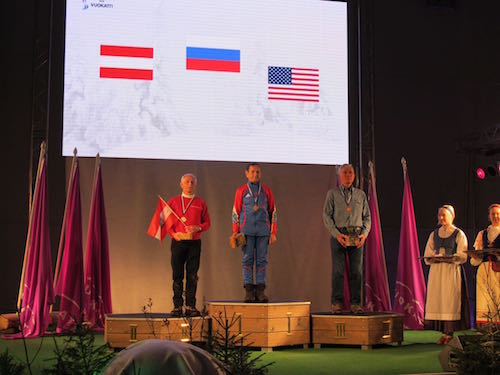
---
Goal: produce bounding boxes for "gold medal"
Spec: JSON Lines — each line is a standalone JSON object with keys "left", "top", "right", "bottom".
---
{"left": 181, "top": 194, "right": 195, "bottom": 222}
{"left": 247, "top": 183, "right": 262, "bottom": 213}
{"left": 346, "top": 206, "right": 351, "bottom": 213}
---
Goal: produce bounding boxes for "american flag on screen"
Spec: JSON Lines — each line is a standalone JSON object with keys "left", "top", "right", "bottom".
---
{"left": 268, "top": 66, "right": 319, "bottom": 102}
{"left": 99, "top": 45, "right": 154, "bottom": 80}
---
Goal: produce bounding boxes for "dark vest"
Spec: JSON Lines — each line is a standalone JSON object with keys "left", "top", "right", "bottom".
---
{"left": 432, "top": 228, "right": 459, "bottom": 256}
{"left": 481, "top": 229, "right": 500, "bottom": 262}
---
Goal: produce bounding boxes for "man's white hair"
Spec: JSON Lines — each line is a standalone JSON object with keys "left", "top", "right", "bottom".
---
{"left": 338, "top": 164, "right": 354, "bottom": 174}
{"left": 181, "top": 173, "right": 197, "bottom": 183}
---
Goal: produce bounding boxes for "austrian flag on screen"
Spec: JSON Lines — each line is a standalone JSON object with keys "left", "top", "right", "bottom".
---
{"left": 99, "top": 45, "right": 154, "bottom": 80}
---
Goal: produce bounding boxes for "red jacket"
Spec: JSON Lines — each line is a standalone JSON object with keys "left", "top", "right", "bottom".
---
{"left": 167, "top": 195, "right": 210, "bottom": 240}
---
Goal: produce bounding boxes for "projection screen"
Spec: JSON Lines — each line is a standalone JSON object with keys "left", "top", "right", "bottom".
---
{"left": 63, "top": 0, "right": 348, "bottom": 165}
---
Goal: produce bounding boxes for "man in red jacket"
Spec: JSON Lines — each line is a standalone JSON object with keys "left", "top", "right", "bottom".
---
{"left": 167, "top": 174, "right": 210, "bottom": 317}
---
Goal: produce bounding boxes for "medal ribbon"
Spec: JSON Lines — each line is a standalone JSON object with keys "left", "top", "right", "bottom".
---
{"left": 341, "top": 186, "right": 352, "bottom": 205}
{"left": 341, "top": 186, "right": 352, "bottom": 213}
{"left": 181, "top": 194, "right": 195, "bottom": 215}
{"left": 247, "top": 182, "right": 262, "bottom": 208}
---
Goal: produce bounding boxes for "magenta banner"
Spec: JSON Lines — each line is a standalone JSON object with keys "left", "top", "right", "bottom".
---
{"left": 393, "top": 163, "right": 426, "bottom": 329}
{"left": 55, "top": 160, "right": 85, "bottom": 332}
{"left": 365, "top": 165, "right": 391, "bottom": 312}
{"left": 84, "top": 162, "right": 112, "bottom": 329}
{"left": 9, "top": 152, "right": 55, "bottom": 338}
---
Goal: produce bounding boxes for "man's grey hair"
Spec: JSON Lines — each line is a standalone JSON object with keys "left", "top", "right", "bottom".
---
{"left": 338, "top": 164, "right": 355, "bottom": 174}
{"left": 180, "top": 173, "right": 197, "bottom": 183}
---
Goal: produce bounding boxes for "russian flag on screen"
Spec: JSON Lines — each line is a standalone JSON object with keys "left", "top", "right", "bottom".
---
{"left": 99, "top": 45, "right": 154, "bottom": 80}
{"left": 186, "top": 46, "right": 240, "bottom": 73}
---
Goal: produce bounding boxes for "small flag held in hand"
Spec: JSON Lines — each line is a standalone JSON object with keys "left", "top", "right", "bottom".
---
{"left": 147, "top": 196, "right": 176, "bottom": 241}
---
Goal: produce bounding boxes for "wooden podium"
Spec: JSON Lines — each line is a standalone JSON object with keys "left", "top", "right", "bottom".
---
{"left": 311, "top": 312, "right": 404, "bottom": 350}
{"left": 207, "top": 301, "right": 310, "bottom": 351}
{"left": 104, "top": 313, "right": 209, "bottom": 349}
{"left": 0, "top": 312, "right": 58, "bottom": 333}
{"left": 0, "top": 313, "right": 18, "bottom": 331}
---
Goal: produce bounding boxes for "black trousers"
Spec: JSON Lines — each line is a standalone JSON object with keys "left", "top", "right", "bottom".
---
{"left": 171, "top": 239, "right": 201, "bottom": 308}
{"left": 330, "top": 237, "right": 363, "bottom": 305}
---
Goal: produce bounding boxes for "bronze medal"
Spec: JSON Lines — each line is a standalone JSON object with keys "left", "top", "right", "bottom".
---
{"left": 346, "top": 206, "right": 351, "bottom": 213}
{"left": 253, "top": 205, "right": 259, "bottom": 212}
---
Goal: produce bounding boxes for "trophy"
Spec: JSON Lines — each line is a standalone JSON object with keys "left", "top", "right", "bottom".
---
{"left": 346, "top": 226, "right": 362, "bottom": 247}
{"left": 177, "top": 232, "right": 193, "bottom": 240}
{"left": 229, "top": 233, "right": 247, "bottom": 249}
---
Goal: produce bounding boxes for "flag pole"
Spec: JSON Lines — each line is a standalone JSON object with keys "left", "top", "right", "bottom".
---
{"left": 94, "top": 153, "right": 101, "bottom": 190}
{"left": 83, "top": 154, "right": 100, "bottom": 276}
{"left": 53, "top": 148, "right": 78, "bottom": 290}
{"left": 401, "top": 157, "right": 407, "bottom": 176}
{"left": 368, "top": 161, "right": 392, "bottom": 309}
{"left": 88, "top": 154, "right": 100, "bottom": 224}
{"left": 17, "top": 142, "right": 47, "bottom": 309}
{"left": 158, "top": 195, "right": 188, "bottom": 227}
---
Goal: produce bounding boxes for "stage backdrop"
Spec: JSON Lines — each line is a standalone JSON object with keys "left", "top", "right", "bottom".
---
{"left": 71, "top": 158, "right": 339, "bottom": 313}
{"left": 62, "top": 0, "right": 347, "bottom": 313}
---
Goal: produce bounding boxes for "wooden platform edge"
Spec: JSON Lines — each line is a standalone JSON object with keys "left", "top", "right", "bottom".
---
{"left": 0, "top": 313, "right": 19, "bottom": 330}
{"left": 0, "top": 312, "right": 63, "bottom": 331}
{"left": 207, "top": 301, "right": 312, "bottom": 306}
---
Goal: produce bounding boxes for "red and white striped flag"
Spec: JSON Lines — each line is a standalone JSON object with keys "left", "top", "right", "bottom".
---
{"left": 147, "top": 196, "right": 176, "bottom": 241}
{"left": 99, "top": 44, "right": 154, "bottom": 80}
{"left": 268, "top": 66, "right": 319, "bottom": 102}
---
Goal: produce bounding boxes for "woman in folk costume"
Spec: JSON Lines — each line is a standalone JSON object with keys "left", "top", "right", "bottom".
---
{"left": 423, "top": 205, "right": 470, "bottom": 344}
{"left": 470, "top": 203, "right": 500, "bottom": 325}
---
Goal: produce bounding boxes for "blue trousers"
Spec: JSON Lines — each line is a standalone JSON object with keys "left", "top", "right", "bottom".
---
{"left": 330, "top": 237, "right": 363, "bottom": 305}
{"left": 241, "top": 235, "right": 269, "bottom": 285}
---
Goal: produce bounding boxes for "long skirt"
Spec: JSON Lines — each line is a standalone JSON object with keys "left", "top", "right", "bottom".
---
{"left": 475, "top": 261, "right": 500, "bottom": 325}
{"left": 424, "top": 265, "right": 471, "bottom": 333}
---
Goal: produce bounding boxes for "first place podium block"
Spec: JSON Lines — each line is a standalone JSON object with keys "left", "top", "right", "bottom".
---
{"left": 311, "top": 312, "right": 404, "bottom": 350}
{"left": 207, "top": 301, "right": 310, "bottom": 351}
{"left": 104, "top": 313, "right": 209, "bottom": 349}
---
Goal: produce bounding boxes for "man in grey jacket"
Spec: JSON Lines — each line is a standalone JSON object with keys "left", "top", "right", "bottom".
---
{"left": 323, "top": 164, "right": 371, "bottom": 314}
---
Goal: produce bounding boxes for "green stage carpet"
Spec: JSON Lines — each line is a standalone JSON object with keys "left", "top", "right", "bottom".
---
{"left": 0, "top": 330, "right": 467, "bottom": 374}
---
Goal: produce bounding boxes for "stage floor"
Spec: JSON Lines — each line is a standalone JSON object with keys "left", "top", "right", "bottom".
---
{"left": 0, "top": 329, "right": 471, "bottom": 374}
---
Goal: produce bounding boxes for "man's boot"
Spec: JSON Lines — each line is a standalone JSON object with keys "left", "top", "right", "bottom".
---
{"left": 185, "top": 306, "right": 201, "bottom": 317}
{"left": 244, "top": 284, "right": 255, "bottom": 303}
{"left": 255, "top": 284, "right": 268, "bottom": 303}
{"left": 170, "top": 306, "right": 183, "bottom": 317}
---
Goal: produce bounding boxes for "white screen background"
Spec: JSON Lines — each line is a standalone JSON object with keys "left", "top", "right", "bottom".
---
{"left": 63, "top": 0, "right": 348, "bottom": 165}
